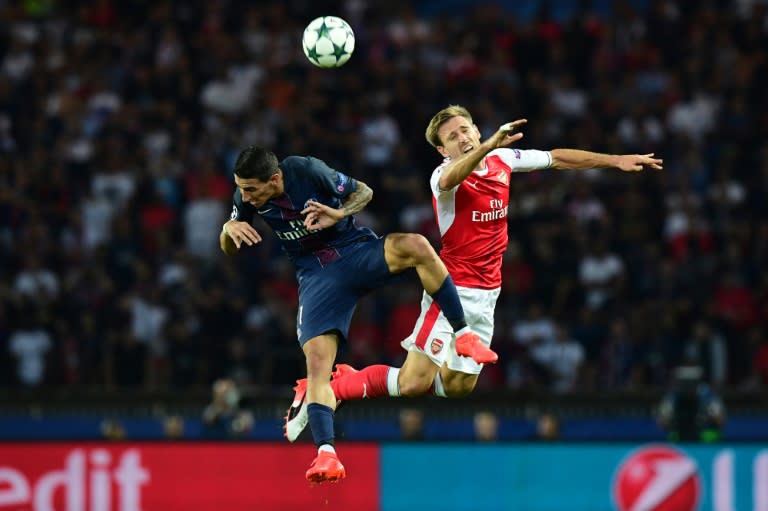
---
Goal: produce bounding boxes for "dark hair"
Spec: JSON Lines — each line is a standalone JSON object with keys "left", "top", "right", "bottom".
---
{"left": 233, "top": 146, "right": 279, "bottom": 181}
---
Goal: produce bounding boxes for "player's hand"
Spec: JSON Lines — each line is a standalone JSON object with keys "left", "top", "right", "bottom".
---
{"left": 224, "top": 220, "right": 262, "bottom": 248}
{"left": 302, "top": 200, "right": 343, "bottom": 231}
{"left": 616, "top": 153, "right": 663, "bottom": 172}
{"left": 487, "top": 119, "right": 527, "bottom": 149}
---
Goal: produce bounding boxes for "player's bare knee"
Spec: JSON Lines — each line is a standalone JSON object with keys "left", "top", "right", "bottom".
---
{"left": 406, "top": 234, "right": 438, "bottom": 265}
{"left": 444, "top": 382, "right": 476, "bottom": 398}
{"left": 386, "top": 233, "right": 434, "bottom": 271}
{"left": 398, "top": 375, "right": 433, "bottom": 397}
{"left": 303, "top": 342, "right": 335, "bottom": 378}
{"left": 398, "top": 233, "right": 438, "bottom": 267}
{"left": 442, "top": 373, "right": 478, "bottom": 398}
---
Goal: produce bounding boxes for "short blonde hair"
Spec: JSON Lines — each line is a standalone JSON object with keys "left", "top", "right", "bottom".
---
{"left": 425, "top": 104, "right": 473, "bottom": 148}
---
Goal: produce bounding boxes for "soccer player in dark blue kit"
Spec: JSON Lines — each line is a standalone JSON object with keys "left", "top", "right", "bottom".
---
{"left": 220, "top": 146, "right": 494, "bottom": 483}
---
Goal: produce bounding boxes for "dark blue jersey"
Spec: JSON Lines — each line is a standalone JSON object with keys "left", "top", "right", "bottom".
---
{"left": 229, "top": 155, "right": 377, "bottom": 265}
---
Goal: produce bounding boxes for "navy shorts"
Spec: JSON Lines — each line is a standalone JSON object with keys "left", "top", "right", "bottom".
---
{"left": 294, "top": 235, "right": 400, "bottom": 345}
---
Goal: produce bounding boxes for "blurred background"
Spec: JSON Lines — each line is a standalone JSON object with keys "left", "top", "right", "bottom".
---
{"left": 0, "top": 0, "right": 767, "bottom": 509}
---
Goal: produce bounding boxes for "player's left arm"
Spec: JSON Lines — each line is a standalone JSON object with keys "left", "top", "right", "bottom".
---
{"left": 301, "top": 156, "right": 373, "bottom": 230}
{"left": 549, "top": 149, "right": 663, "bottom": 172}
{"left": 302, "top": 181, "right": 372, "bottom": 230}
{"left": 338, "top": 180, "right": 373, "bottom": 216}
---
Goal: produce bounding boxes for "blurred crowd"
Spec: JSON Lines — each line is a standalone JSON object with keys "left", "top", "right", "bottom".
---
{"left": 1, "top": 0, "right": 768, "bottom": 395}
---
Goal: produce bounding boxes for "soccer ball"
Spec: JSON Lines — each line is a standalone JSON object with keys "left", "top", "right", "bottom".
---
{"left": 302, "top": 16, "right": 355, "bottom": 68}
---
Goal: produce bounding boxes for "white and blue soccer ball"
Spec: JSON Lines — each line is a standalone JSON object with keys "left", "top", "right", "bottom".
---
{"left": 302, "top": 16, "right": 355, "bottom": 68}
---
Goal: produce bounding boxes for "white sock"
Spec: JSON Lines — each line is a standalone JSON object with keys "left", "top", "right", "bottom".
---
{"left": 318, "top": 444, "right": 336, "bottom": 455}
{"left": 387, "top": 367, "right": 401, "bottom": 397}
{"left": 433, "top": 372, "right": 447, "bottom": 397}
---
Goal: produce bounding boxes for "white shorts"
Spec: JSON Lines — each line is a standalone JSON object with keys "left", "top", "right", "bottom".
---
{"left": 400, "top": 286, "right": 500, "bottom": 375}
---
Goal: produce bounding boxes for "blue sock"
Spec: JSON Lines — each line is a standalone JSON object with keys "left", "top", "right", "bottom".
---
{"left": 430, "top": 275, "right": 467, "bottom": 332}
{"left": 307, "top": 403, "right": 335, "bottom": 447}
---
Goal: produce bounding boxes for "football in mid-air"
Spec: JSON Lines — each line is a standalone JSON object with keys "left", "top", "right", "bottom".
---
{"left": 302, "top": 16, "right": 355, "bottom": 68}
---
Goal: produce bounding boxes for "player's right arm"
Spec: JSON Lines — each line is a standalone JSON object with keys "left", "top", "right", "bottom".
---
{"left": 220, "top": 196, "right": 260, "bottom": 255}
{"left": 220, "top": 226, "right": 238, "bottom": 255}
{"left": 221, "top": 220, "right": 262, "bottom": 254}
{"left": 437, "top": 119, "right": 527, "bottom": 190}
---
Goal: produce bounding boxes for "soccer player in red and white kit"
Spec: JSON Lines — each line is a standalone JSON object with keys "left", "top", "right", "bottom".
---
{"left": 284, "top": 105, "right": 662, "bottom": 440}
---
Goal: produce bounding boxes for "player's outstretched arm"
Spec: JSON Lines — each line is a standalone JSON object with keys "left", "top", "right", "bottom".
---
{"left": 220, "top": 220, "right": 262, "bottom": 255}
{"left": 549, "top": 149, "right": 663, "bottom": 172}
{"left": 438, "top": 119, "right": 527, "bottom": 190}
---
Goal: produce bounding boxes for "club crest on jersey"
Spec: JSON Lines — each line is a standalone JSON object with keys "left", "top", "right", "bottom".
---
{"left": 230, "top": 205, "right": 238, "bottom": 220}
{"left": 430, "top": 338, "right": 444, "bottom": 355}
{"left": 498, "top": 171, "right": 508, "bottom": 184}
{"left": 337, "top": 173, "right": 349, "bottom": 192}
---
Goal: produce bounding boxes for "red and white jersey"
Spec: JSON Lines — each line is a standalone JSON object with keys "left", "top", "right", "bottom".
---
{"left": 430, "top": 148, "right": 552, "bottom": 289}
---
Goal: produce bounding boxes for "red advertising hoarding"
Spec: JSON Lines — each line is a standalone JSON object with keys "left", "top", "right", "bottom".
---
{"left": 0, "top": 442, "right": 380, "bottom": 511}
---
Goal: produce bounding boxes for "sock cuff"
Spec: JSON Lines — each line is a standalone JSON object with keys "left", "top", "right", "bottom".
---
{"left": 430, "top": 275, "right": 467, "bottom": 331}
{"left": 307, "top": 403, "right": 334, "bottom": 414}
{"left": 318, "top": 444, "right": 336, "bottom": 454}
{"left": 431, "top": 275, "right": 454, "bottom": 298}
{"left": 387, "top": 367, "right": 401, "bottom": 397}
{"left": 455, "top": 325, "right": 471, "bottom": 337}
{"left": 433, "top": 372, "right": 447, "bottom": 398}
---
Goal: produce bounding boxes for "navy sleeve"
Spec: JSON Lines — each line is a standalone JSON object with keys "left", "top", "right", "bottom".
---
{"left": 300, "top": 156, "right": 359, "bottom": 199}
{"left": 229, "top": 188, "right": 255, "bottom": 223}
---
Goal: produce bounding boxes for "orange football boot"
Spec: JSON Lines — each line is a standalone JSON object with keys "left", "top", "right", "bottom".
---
{"left": 455, "top": 331, "right": 498, "bottom": 364}
{"left": 306, "top": 451, "right": 346, "bottom": 483}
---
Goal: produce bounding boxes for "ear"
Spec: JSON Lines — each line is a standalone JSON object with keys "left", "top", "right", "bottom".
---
{"left": 437, "top": 146, "right": 449, "bottom": 158}
{"left": 474, "top": 124, "right": 481, "bottom": 138}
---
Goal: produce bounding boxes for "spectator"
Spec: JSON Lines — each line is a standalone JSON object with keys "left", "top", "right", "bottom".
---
{"left": 359, "top": 99, "right": 401, "bottom": 175}
{"left": 473, "top": 411, "right": 499, "bottom": 442}
{"left": 101, "top": 418, "right": 126, "bottom": 441}
{"left": 681, "top": 320, "right": 728, "bottom": 387}
{"left": 8, "top": 309, "right": 52, "bottom": 386}
{"left": 531, "top": 322, "right": 585, "bottom": 393}
{"left": 578, "top": 238, "right": 625, "bottom": 310}
{"left": 657, "top": 366, "right": 726, "bottom": 443}
{"left": 711, "top": 271, "right": 760, "bottom": 333}
{"left": 600, "top": 318, "right": 640, "bottom": 389}
{"left": 13, "top": 255, "right": 59, "bottom": 301}
{"left": 163, "top": 415, "right": 186, "bottom": 440}
{"left": 201, "top": 378, "right": 253, "bottom": 439}
{"left": 511, "top": 302, "right": 556, "bottom": 349}
{"left": 566, "top": 179, "right": 607, "bottom": 227}
{"left": 399, "top": 408, "right": 425, "bottom": 441}
{"left": 535, "top": 413, "right": 561, "bottom": 441}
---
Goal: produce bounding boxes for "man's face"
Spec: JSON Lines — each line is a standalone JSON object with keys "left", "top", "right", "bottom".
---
{"left": 436, "top": 115, "right": 482, "bottom": 160}
{"left": 235, "top": 173, "right": 280, "bottom": 208}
